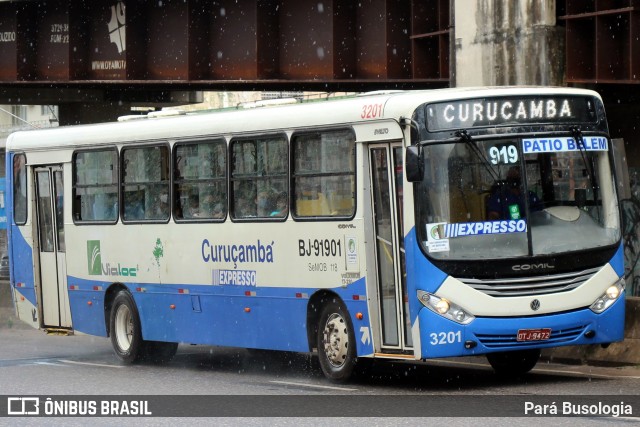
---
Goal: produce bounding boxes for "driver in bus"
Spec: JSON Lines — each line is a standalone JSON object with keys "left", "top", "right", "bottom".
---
{"left": 486, "top": 166, "right": 542, "bottom": 220}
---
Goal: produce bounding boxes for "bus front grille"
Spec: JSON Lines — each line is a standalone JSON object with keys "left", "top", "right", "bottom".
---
{"left": 459, "top": 267, "right": 601, "bottom": 297}
{"left": 475, "top": 325, "right": 587, "bottom": 348}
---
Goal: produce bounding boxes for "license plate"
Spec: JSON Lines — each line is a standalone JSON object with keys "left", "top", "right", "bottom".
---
{"left": 517, "top": 328, "right": 551, "bottom": 342}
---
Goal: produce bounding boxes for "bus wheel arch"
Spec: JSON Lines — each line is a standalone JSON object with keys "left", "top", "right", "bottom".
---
{"left": 308, "top": 291, "right": 357, "bottom": 382}
{"left": 105, "top": 284, "right": 177, "bottom": 364}
{"left": 109, "top": 288, "right": 145, "bottom": 363}
{"left": 306, "top": 290, "right": 340, "bottom": 351}
{"left": 104, "top": 283, "right": 128, "bottom": 337}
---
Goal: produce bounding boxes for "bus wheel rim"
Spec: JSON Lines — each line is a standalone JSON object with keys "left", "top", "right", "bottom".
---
{"left": 322, "top": 313, "right": 349, "bottom": 368}
{"left": 115, "top": 304, "right": 133, "bottom": 352}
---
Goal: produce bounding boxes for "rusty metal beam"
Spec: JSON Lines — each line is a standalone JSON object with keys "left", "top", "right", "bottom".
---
{"left": 0, "top": 0, "right": 451, "bottom": 103}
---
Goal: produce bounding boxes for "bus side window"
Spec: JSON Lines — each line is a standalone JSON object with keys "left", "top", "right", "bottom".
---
{"left": 121, "top": 145, "right": 170, "bottom": 223}
{"left": 292, "top": 129, "right": 355, "bottom": 218}
{"left": 174, "top": 139, "right": 227, "bottom": 221}
{"left": 73, "top": 149, "right": 118, "bottom": 223}
{"left": 230, "top": 135, "right": 288, "bottom": 220}
{"left": 12, "top": 153, "right": 27, "bottom": 225}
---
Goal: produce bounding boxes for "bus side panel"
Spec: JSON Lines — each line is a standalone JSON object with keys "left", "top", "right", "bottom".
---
{"left": 9, "top": 231, "right": 39, "bottom": 327}
{"left": 134, "top": 288, "right": 310, "bottom": 351}
{"left": 403, "top": 227, "right": 448, "bottom": 320}
{"left": 65, "top": 276, "right": 374, "bottom": 355}
{"left": 340, "top": 278, "right": 374, "bottom": 357}
{"left": 6, "top": 151, "right": 37, "bottom": 328}
{"left": 66, "top": 287, "right": 107, "bottom": 337}
{"left": 132, "top": 278, "right": 374, "bottom": 354}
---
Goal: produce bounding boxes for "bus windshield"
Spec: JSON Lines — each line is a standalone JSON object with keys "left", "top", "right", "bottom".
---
{"left": 416, "top": 136, "right": 620, "bottom": 260}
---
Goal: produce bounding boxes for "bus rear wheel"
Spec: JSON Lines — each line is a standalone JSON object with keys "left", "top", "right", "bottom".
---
{"left": 486, "top": 349, "right": 541, "bottom": 376}
{"left": 110, "top": 290, "right": 145, "bottom": 364}
{"left": 317, "top": 300, "right": 356, "bottom": 382}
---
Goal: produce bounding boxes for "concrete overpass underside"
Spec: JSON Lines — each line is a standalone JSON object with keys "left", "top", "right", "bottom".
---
{"left": 0, "top": 0, "right": 452, "bottom": 124}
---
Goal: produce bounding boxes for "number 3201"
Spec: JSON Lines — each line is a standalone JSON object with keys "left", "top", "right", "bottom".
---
{"left": 430, "top": 331, "right": 462, "bottom": 345}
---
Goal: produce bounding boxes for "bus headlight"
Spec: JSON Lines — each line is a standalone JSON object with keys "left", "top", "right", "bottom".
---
{"left": 590, "top": 279, "right": 625, "bottom": 314}
{"left": 435, "top": 299, "right": 450, "bottom": 314}
{"left": 417, "top": 290, "right": 475, "bottom": 325}
{"left": 606, "top": 285, "right": 620, "bottom": 300}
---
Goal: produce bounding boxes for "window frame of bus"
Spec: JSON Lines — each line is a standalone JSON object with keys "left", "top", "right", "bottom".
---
{"left": 291, "top": 128, "right": 357, "bottom": 221}
{"left": 72, "top": 147, "right": 119, "bottom": 225}
{"left": 229, "top": 133, "right": 289, "bottom": 222}
{"left": 120, "top": 143, "right": 171, "bottom": 224}
{"left": 173, "top": 137, "right": 228, "bottom": 222}
{"left": 12, "top": 152, "right": 27, "bottom": 225}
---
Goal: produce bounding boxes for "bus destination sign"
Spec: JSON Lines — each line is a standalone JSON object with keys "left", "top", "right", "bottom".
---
{"left": 426, "top": 96, "right": 596, "bottom": 132}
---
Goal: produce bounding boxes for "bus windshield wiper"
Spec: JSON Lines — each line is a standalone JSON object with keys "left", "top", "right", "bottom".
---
{"left": 570, "top": 126, "right": 599, "bottom": 208}
{"left": 455, "top": 129, "right": 500, "bottom": 181}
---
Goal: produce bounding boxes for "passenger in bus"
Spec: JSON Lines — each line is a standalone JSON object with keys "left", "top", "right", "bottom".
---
{"left": 257, "top": 190, "right": 275, "bottom": 217}
{"left": 211, "top": 202, "right": 226, "bottom": 219}
{"left": 235, "top": 197, "right": 256, "bottom": 217}
{"left": 93, "top": 192, "right": 117, "bottom": 221}
{"left": 124, "top": 191, "right": 145, "bottom": 220}
{"left": 270, "top": 192, "right": 288, "bottom": 217}
{"left": 150, "top": 194, "right": 169, "bottom": 219}
{"left": 186, "top": 195, "right": 200, "bottom": 218}
{"left": 201, "top": 193, "right": 225, "bottom": 219}
{"left": 197, "top": 193, "right": 212, "bottom": 218}
{"left": 233, "top": 182, "right": 257, "bottom": 218}
{"left": 486, "top": 167, "right": 542, "bottom": 220}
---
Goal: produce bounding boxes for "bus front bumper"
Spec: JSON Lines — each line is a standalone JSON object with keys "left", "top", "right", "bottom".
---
{"left": 416, "top": 292, "right": 625, "bottom": 359}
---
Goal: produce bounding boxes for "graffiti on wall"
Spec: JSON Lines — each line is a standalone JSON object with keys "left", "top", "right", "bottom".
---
{"left": 622, "top": 168, "right": 640, "bottom": 297}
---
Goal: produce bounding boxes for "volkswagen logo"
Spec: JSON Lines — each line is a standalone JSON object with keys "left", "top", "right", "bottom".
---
{"left": 530, "top": 299, "right": 541, "bottom": 311}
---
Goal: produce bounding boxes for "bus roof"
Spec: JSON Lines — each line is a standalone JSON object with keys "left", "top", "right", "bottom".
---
{"left": 6, "top": 86, "right": 601, "bottom": 152}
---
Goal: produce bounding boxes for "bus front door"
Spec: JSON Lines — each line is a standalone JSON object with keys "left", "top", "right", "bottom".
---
{"left": 34, "top": 165, "right": 71, "bottom": 330}
{"left": 369, "top": 143, "right": 412, "bottom": 351}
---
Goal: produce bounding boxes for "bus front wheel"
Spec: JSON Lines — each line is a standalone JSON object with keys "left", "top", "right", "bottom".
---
{"left": 317, "top": 300, "right": 356, "bottom": 382}
{"left": 110, "top": 290, "right": 145, "bottom": 364}
{"left": 486, "top": 349, "right": 541, "bottom": 376}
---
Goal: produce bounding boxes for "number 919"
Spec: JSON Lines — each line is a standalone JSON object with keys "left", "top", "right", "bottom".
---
{"left": 489, "top": 145, "right": 518, "bottom": 165}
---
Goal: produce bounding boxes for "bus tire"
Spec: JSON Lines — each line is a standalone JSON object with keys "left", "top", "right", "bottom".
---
{"left": 317, "top": 300, "right": 356, "bottom": 382}
{"left": 486, "top": 349, "right": 540, "bottom": 376}
{"left": 110, "top": 290, "right": 145, "bottom": 364}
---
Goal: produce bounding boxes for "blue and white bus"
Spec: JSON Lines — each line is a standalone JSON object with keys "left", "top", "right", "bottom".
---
{"left": 6, "top": 87, "right": 625, "bottom": 381}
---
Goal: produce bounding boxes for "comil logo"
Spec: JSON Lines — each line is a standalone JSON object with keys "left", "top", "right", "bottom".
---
{"left": 107, "top": 1, "right": 126, "bottom": 53}
{"left": 87, "top": 240, "right": 102, "bottom": 276}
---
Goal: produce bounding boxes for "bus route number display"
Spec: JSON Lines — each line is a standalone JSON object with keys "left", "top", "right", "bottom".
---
{"left": 426, "top": 96, "right": 596, "bottom": 131}
{"left": 489, "top": 144, "right": 518, "bottom": 165}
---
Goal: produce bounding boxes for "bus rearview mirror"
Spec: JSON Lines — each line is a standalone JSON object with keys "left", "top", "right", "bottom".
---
{"left": 406, "top": 146, "right": 423, "bottom": 182}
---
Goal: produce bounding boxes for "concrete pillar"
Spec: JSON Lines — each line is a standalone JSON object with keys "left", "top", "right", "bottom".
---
{"left": 453, "top": 0, "right": 564, "bottom": 87}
